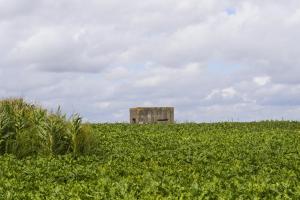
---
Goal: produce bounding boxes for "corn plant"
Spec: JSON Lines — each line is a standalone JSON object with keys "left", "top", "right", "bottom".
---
{"left": 0, "top": 98, "right": 93, "bottom": 157}
{"left": 46, "top": 114, "right": 68, "bottom": 155}
{"left": 0, "top": 113, "right": 9, "bottom": 153}
{"left": 70, "top": 114, "right": 82, "bottom": 156}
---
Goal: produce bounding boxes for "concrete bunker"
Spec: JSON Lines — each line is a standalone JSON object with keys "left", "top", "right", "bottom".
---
{"left": 130, "top": 107, "right": 174, "bottom": 124}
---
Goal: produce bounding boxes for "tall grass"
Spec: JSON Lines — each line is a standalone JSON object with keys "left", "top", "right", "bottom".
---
{"left": 0, "top": 98, "right": 93, "bottom": 158}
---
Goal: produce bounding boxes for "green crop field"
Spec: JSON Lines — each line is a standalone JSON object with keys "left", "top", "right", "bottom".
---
{"left": 1, "top": 121, "right": 300, "bottom": 199}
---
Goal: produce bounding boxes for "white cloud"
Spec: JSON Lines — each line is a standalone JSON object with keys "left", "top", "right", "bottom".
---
{"left": 206, "top": 87, "right": 237, "bottom": 100}
{"left": 136, "top": 75, "right": 166, "bottom": 87}
{"left": 0, "top": 0, "right": 300, "bottom": 122}
{"left": 221, "top": 87, "right": 237, "bottom": 98}
{"left": 253, "top": 76, "right": 271, "bottom": 86}
{"left": 94, "top": 102, "right": 111, "bottom": 109}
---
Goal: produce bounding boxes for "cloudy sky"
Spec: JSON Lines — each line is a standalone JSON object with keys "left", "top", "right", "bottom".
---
{"left": 1, "top": 0, "right": 300, "bottom": 122}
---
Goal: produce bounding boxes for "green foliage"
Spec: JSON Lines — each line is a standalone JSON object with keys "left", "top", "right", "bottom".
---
{"left": 0, "top": 98, "right": 92, "bottom": 157}
{"left": 0, "top": 121, "right": 299, "bottom": 199}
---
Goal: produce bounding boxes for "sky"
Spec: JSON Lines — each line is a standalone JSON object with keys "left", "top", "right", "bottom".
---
{"left": 1, "top": 0, "right": 300, "bottom": 122}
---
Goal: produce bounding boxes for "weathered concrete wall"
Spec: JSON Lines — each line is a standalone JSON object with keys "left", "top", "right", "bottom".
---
{"left": 130, "top": 107, "right": 174, "bottom": 124}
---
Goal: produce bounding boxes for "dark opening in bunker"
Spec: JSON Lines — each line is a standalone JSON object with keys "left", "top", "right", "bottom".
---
{"left": 157, "top": 119, "right": 169, "bottom": 122}
{"left": 132, "top": 118, "right": 136, "bottom": 123}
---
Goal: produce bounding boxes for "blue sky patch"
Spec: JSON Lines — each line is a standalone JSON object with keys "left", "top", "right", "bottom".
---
{"left": 226, "top": 8, "right": 237, "bottom": 16}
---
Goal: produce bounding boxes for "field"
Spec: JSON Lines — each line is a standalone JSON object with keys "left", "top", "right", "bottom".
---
{"left": 1, "top": 122, "right": 300, "bottom": 199}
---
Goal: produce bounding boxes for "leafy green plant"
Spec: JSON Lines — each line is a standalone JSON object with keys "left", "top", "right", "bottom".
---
{"left": 0, "top": 121, "right": 300, "bottom": 199}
